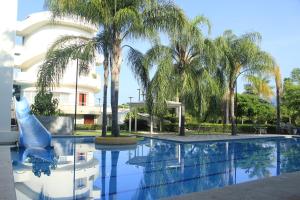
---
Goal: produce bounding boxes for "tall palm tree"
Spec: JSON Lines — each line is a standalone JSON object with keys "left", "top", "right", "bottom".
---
{"left": 245, "top": 74, "right": 274, "bottom": 100}
{"left": 101, "top": 26, "right": 111, "bottom": 136}
{"left": 215, "top": 30, "right": 272, "bottom": 135}
{"left": 41, "top": 0, "right": 186, "bottom": 137}
{"left": 272, "top": 65, "right": 282, "bottom": 134}
{"left": 128, "top": 16, "right": 217, "bottom": 136}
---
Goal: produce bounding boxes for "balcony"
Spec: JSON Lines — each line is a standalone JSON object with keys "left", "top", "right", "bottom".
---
{"left": 14, "top": 71, "right": 36, "bottom": 86}
{"left": 14, "top": 71, "right": 101, "bottom": 92}
{"left": 58, "top": 105, "right": 101, "bottom": 115}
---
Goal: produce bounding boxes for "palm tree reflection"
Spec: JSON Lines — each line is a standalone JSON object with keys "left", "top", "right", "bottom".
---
{"left": 235, "top": 141, "right": 275, "bottom": 179}
{"left": 280, "top": 138, "right": 300, "bottom": 173}
{"left": 130, "top": 139, "right": 280, "bottom": 199}
{"left": 109, "top": 150, "right": 120, "bottom": 200}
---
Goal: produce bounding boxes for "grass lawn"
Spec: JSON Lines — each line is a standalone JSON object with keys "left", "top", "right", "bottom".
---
{"left": 74, "top": 130, "right": 132, "bottom": 136}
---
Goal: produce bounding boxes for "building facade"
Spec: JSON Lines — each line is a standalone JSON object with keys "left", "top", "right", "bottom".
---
{"left": 14, "top": 11, "right": 102, "bottom": 125}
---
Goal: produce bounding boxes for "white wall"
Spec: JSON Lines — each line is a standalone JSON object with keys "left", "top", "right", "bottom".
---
{"left": 0, "top": 0, "right": 17, "bottom": 67}
{"left": 0, "top": 68, "right": 13, "bottom": 132}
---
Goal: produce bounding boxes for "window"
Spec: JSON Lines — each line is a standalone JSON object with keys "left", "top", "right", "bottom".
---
{"left": 78, "top": 93, "right": 87, "bottom": 106}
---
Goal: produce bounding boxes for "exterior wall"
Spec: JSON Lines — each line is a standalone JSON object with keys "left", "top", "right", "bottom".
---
{"left": 14, "top": 12, "right": 102, "bottom": 124}
{"left": 0, "top": 68, "right": 14, "bottom": 132}
{"left": 37, "top": 116, "right": 74, "bottom": 135}
{"left": 0, "top": 0, "right": 17, "bottom": 67}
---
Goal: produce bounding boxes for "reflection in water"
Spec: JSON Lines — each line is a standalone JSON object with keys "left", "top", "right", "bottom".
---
{"left": 23, "top": 148, "right": 57, "bottom": 177}
{"left": 281, "top": 138, "right": 300, "bottom": 173}
{"left": 109, "top": 151, "right": 120, "bottom": 200}
{"left": 235, "top": 142, "right": 275, "bottom": 178}
{"left": 11, "top": 137, "right": 300, "bottom": 200}
{"left": 12, "top": 138, "right": 100, "bottom": 200}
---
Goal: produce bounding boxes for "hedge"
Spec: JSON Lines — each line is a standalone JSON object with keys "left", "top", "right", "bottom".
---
{"left": 76, "top": 124, "right": 128, "bottom": 131}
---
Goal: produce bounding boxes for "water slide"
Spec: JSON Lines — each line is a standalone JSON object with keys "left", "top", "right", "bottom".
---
{"left": 15, "top": 97, "right": 52, "bottom": 148}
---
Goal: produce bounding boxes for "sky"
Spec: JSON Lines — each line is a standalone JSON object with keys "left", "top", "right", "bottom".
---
{"left": 18, "top": 0, "right": 300, "bottom": 104}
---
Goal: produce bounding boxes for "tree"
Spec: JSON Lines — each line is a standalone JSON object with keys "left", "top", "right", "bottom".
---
{"left": 127, "top": 16, "right": 217, "bottom": 136}
{"left": 215, "top": 30, "right": 272, "bottom": 135}
{"left": 291, "top": 68, "right": 300, "bottom": 84}
{"left": 237, "top": 94, "right": 275, "bottom": 124}
{"left": 42, "top": 0, "right": 186, "bottom": 137}
{"left": 282, "top": 77, "right": 300, "bottom": 125}
{"left": 272, "top": 65, "right": 282, "bottom": 134}
{"left": 31, "top": 90, "right": 60, "bottom": 116}
{"left": 245, "top": 74, "right": 273, "bottom": 100}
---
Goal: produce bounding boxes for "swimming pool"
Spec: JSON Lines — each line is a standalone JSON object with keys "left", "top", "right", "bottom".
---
{"left": 11, "top": 136, "right": 300, "bottom": 199}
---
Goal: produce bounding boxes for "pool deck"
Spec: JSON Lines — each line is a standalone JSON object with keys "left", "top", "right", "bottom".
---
{"left": 166, "top": 171, "right": 300, "bottom": 200}
{"left": 136, "top": 132, "right": 288, "bottom": 143}
{"left": 0, "top": 146, "right": 17, "bottom": 200}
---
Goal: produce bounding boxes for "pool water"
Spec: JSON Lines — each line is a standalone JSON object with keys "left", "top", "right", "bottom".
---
{"left": 11, "top": 137, "right": 300, "bottom": 200}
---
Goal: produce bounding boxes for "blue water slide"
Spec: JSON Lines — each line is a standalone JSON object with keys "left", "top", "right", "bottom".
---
{"left": 15, "top": 97, "right": 52, "bottom": 148}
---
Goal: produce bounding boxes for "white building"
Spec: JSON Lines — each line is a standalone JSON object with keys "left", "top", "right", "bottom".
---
{"left": 14, "top": 11, "right": 102, "bottom": 125}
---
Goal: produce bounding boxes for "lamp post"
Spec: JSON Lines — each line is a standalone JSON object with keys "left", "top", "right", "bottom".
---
{"left": 137, "top": 89, "right": 141, "bottom": 101}
{"left": 73, "top": 58, "right": 79, "bottom": 199}
{"left": 235, "top": 79, "right": 238, "bottom": 127}
{"left": 128, "top": 96, "right": 133, "bottom": 103}
{"left": 74, "top": 59, "right": 79, "bottom": 133}
{"left": 128, "top": 96, "right": 133, "bottom": 132}
{"left": 97, "top": 98, "right": 101, "bottom": 127}
{"left": 141, "top": 91, "right": 145, "bottom": 101}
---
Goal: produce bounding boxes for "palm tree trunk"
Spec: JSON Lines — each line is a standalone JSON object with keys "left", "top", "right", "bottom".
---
{"left": 101, "top": 52, "right": 109, "bottom": 137}
{"left": 111, "top": 35, "right": 122, "bottom": 137}
{"left": 224, "top": 90, "right": 230, "bottom": 124}
{"left": 179, "top": 101, "right": 185, "bottom": 136}
{"left": 276, "top": 87, "right": 281, "bottom": 134}
{"left": 230, "top": 87, "right": 237, "bottom": 135}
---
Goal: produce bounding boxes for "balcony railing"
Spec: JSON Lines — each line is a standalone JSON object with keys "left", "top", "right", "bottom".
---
{"left": 58, "top": 105, "right": 101, "bottom": 115}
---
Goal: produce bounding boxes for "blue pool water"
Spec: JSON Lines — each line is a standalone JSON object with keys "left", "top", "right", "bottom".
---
{"left": 11, "top": 136, "right": 300, "bottom": 199}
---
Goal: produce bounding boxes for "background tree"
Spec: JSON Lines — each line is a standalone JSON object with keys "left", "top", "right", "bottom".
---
{"left": 291, "top": 68, "right": 300, "bottom": 84}
{"left": 128, "top": 16, "right": 217, "bottom": 136}
{"left": 31, "top": 90, "right": 60, "bottom": 116}
{"left": 244, "top": 74, "right": 273, "bottom": 100}
{"left": 237, "top": 94, "right": 275, "bottom": 124}
{"left": 282, "top": 76, "right": 300, "bottom": 125}
{"left": 215, "top": 30, "right": 272, "bottom": 135}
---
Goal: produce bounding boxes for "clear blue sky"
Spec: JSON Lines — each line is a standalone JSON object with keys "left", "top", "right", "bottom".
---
{"left": 18, "top": 0, "right": 300, "bottom": 104}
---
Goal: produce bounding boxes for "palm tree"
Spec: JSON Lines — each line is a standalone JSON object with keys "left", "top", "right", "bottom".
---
{"left": 37, "top": 32, "right": 110, "bottom": 136}
{"left": 128, "top": 16, "right": 217, "bottom": 136}
{"left": 215, "top": 30, "right": 272, "bottom": 135}
{"left": 41, "top": 0, "right": 186, "bottom": 137}
{"left": 245, "top": 74, "right": 274, "bottom": 100}
{"left": 101, "top": 27, "right": 111, "bottom": 136}
{"left": 272, "top": 65, "right": 282, "bottom": 134}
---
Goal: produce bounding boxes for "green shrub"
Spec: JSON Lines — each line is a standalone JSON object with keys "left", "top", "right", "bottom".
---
{"left": 76, "top": 124, "right": 101, "bottom": 130}
{"left": 186, "top": 123, "right": 278, "bottom": 134}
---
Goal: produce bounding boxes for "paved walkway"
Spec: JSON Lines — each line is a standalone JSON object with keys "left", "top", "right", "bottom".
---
{"left": 166, "top": 171, "right": 300, "bottom": 200}
{"left": 0, "top": 146, "right": 17, "bottom": 200}
{"left": 137, "top": 132, "right": 286, "bottom": 143}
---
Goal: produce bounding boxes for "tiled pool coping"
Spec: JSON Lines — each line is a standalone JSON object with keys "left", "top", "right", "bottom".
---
{"left": 166, "top": 171, "right": 300, "bottom": 200}
{"left": 136, "top": 133, "right": 289, "bottom": 143}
